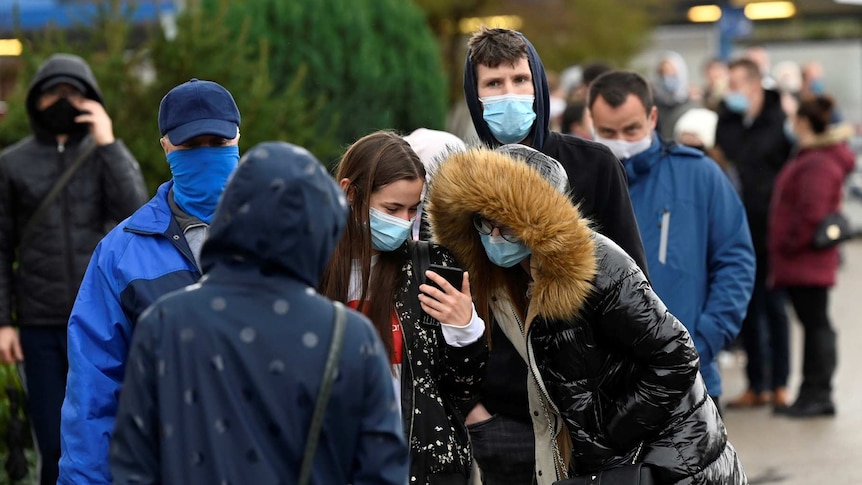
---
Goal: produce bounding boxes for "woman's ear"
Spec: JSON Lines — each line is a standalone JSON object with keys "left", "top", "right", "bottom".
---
{"left": 339, "top": 178, "right": 354, "bottom": 205}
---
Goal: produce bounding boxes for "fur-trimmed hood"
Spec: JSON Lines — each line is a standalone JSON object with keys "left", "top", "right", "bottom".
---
{"left": 427, "top": 148, "right": 596, "bottom": 321}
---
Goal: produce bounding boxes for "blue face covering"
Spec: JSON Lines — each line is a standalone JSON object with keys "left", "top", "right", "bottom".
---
{"left": 724, "top": 92, "right": 749, "bottom": 114}
{"left": 480, "top": 94, "right": 537, "bottom": 144}
{"left": 167, "top": 145, "right": 240, "bottom": 223}
{"left": 810, "top": 79, "right": 825, "bottom": 95}
{"left": 370, "top": 207, "right": 413, "bottom": 252}
{"left": 480, "top": 233, "right": 531, "bottom": 268}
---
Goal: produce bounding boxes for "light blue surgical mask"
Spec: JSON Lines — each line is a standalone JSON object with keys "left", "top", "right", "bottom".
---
{"left": 810, "top": 79, "right": 825, "bottom": 95}
{"left": 480, "top": 233, "right": 531, "bottom": 268}
{"left": 724, "top": 92, "right": 749, "bottom": 114}
{"left": 480, "top": 94, "right": 537, "bottom": 144}
{"left": 370, "top": 207, "right": 413, "bottom": 252}
{"left": 167, "top": 145, "right": 240, "bottom": 223}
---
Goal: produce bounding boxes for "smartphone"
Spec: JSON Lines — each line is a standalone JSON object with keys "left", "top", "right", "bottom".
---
{"left": 424, "top": 264, "right": 465, "bottom": 293}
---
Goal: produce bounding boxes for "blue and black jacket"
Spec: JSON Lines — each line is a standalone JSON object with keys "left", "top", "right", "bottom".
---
{"left": 58, "top": 181, "right": 200, "bottom": 485}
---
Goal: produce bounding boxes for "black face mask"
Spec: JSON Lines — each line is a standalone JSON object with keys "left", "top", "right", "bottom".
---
{"left": 35, "top": 98, "right": 87, "bottom": 136}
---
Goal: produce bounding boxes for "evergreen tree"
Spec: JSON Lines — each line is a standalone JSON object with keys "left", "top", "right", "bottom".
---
{"left": 206, "top": 0, "right": 448, "bottom": 163}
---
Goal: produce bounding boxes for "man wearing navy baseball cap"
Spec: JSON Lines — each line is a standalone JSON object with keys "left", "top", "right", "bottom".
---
{"left": 58, "top": 79, "right": 242, "bottom": 485}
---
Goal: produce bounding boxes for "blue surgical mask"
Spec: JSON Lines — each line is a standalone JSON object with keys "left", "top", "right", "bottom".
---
{"left": 661, "top": 75, "right": 680, "bottom": 93}
{"left": 480, "top": 94, "right": 537, "bottom": 144}
{"left": 480, "top": 233, "right": 531, "bottom": 268}
{"left": 370, "top": 207, "right": 412, "bottom": 252}
{"left": 167, "top": 145, "right": 240, "bottom": 223}
{"left": 783, "top": 119, "right": 797, "bottom": 143}
{"left": 810, "top": 79, "right": 825, "bottom": 95}
{"left": 724, "top": 92, "right": 749, "bottom": 114}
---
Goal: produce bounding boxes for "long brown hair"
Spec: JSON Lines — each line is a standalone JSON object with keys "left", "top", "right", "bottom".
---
{"left": 319, "top": 131, "right": 425, "bottom": 360}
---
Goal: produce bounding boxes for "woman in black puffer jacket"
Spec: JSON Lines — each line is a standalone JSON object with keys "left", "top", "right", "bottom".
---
{"left": 427, "top": 146, "right": 746, "bottom": 484}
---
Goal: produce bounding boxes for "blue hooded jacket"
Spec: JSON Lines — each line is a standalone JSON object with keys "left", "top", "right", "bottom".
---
{"left": 109, "top": 142, "right": 408, "bottom": 484}
{"left": 59, "top": 180, "right": 201, "bottom": 485}
{"left": 623, "top": 136, "right": 755, "bottom": 396}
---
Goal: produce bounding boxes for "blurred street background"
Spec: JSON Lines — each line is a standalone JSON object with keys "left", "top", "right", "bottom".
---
{"left": 721, "top": 239, "right": 862, "bottom": 484}
{"left": 2, "top": 1, "right": 862, "bottom": 483}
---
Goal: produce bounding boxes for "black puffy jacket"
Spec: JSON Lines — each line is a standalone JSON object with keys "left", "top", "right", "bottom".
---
{"left": 0, "top": 54, "right": 147, "bottom": 327}
{"left": 428, "top": 148, "right": 746, "bottom": 484}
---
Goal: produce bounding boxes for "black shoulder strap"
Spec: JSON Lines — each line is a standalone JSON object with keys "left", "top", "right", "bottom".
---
{"left": 410, "top": 240, "right": 431, "bottom": 287}
{"left": 298, "top": 301, "right": 346, "bottom": 485}
{"left": 20, "top": 140, "right": 97, "bottom": 246}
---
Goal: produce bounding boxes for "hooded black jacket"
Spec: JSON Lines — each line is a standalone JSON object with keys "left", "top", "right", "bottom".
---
{"left": 463, "top": 32, "right": 647, "bottom": 273}
{"left": 429, "top": 149, "right": 746, "bottom": 484}
{"left": 0, "top": 53, "right": 147, "bottom": 327}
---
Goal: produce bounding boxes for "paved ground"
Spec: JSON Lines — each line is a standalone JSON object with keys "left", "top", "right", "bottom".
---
{"left": 719, "top": 239, "right": 862, "bottom": 485}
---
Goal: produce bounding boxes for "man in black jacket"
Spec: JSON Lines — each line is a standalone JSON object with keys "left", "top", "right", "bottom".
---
{"left": 0, "top": 53, "right": 147, "bottom": 485}
{"left": 716, "top": 58, "right": 794, "bottom": 411}
{"left": 461, "top": 27, "right": 647, "bottom": 484}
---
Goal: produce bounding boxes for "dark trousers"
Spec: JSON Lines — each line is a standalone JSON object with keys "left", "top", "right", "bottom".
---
{"left": 469, "top": 414, "right": 536, "bottom": 485}
{"left": 786, "top": 286, "right": 837, "bottom": 402}
{"left": 741, "top": 258, "right": 790, "bottom": 393}
{"left": 19, "top": 326, "right": 68, "bottom": 485}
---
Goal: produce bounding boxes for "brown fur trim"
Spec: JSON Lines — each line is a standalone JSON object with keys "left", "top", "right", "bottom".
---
{"left": 427, "top": 148, "right": 597, "bottom": 321}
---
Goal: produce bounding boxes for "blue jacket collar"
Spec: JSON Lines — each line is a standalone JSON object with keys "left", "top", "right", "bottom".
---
{"left": 623, "top": 135, "right": 664, "bottom": 185}
{"left": 125, "top": 181, "right": 175, "bottom": 235}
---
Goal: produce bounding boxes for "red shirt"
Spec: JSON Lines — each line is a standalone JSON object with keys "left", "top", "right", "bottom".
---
{"left": 347, "top": 300, "right": 402, "bottom": 364}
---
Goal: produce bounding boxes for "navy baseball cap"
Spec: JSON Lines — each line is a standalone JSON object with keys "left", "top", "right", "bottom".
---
{"left": 158, "top": 78, "right": 240, "bottom": 145}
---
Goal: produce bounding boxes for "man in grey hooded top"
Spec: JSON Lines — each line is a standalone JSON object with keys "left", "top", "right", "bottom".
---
{"left": 0, "top": 53, "right": 146, "bottom": 485}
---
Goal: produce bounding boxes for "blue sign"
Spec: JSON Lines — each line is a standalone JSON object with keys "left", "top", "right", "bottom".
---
{"left": 0, "top": 0, "right": 176, "bottom": 33}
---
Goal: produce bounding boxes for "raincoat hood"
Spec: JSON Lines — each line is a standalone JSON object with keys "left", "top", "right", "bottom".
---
{"left": 427, "top": 148, "right": 595, "bottom": 321}
{"left": 464, "top": 32, "right": 551, "bottom": 150}
{"left": 652, "top": 50, "right": 689, "bottom": 106}
{"left": 201, "top": 142, "right": 348, "bottom": 287}
{"left": 26, "top": 53, "right": 104, "bottom": 142}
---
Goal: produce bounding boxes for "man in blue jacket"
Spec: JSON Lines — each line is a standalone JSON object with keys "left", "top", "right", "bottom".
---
{"left": 58, "top": 78, "right": 242, "bottom": 484}
{"left": 589, "top": 71, "right": 755, "bottom": 412}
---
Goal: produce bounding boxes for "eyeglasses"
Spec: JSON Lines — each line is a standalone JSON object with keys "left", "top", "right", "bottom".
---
{"left": 473, "top": 215, "right": 520, "bottom": 243}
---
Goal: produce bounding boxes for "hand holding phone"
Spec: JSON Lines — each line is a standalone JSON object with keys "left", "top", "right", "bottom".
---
{"left": 418, "top": 264, "right": 473, "bottom": 327}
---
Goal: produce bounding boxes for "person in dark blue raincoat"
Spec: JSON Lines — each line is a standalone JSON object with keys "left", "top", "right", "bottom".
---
{"left": 109, "top": 142, "right": 409, "bottom": 485}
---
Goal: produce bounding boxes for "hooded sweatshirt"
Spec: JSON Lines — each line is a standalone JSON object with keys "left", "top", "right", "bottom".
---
{"left": 463, "top": 32, "right": 647, "bottom": 274}
{"left": 110, "top": 142, "right": 409, "bottom": 485}
{"left": 0, "top": 53, "right": 147, "bottom": 328}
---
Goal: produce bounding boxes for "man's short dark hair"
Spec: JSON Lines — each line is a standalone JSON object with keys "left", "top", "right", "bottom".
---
{"left": 581, "top": 62, "right": 613, "bottom": 87}
{"left": 561, "top": 101, "right": 587, "bottom": 134}
{"left": 588, "top": 71, "right": 654, "bottom": 114}
{"left": 728, "top": 58, "right": 762, "bottom": 81}
{"left": 467, "top": 27, "right": 528, "bottom": 69}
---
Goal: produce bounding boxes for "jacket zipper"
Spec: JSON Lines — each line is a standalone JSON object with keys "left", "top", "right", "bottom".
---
{"left": 58, "top": 142, "right": 77, "bottom": 305}
{"left": 519, "top": 305, "right": 566, "bottom": 480}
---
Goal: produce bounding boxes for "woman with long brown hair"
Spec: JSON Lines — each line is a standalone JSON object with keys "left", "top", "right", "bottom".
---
{"left": 319, "top": 130, "right": 486, "bottom": 485}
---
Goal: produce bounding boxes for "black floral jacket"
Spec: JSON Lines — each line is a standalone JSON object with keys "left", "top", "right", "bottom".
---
{"left": 394, "top": 241, "right": 488, "bottom": 484}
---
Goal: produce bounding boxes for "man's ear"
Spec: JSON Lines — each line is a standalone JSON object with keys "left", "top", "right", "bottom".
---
{"left": 159, "top": 136, "right": 169, "bottom": 154}
{"left": 339, "top": 178, "right": 354, "bottom": 205}
{"left": 648, "top": 106, "right": 659, "bottom": 131}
